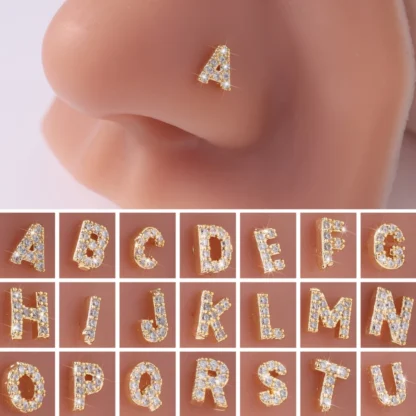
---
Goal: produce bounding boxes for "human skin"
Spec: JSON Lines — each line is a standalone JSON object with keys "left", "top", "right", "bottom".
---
{"left": 180, "top": 351, "right": 236, "bottom": 415}
{"left": 41, "top": 0, "right": 415, "bottom": 209}
{"left": 407, "top": 0, "right": 416, "bottom": 136}
{"left": 240, "top": 282, "right": 296, "bottom": 348}
{"left": 0, "top": 283, "right": 55, "bottom": 348}
{"left": 301, "top": 282, "right": 357, "bottom": 348}
{"left": 361, "top": 282, "right": 416, "bottom": 348}
{"left": 361, "top": 352, "right": 416, "bottom": 416}
{"left": 0, "top": 352, "right": 55, "bottom": 416}
{"left": 301, "top": 213, "right": 357, "bottom": 278}
{"left": 0, "top": 213, "right": 55, "bottom": 278}
{"left": 180, "top": 282, "right": 236, "bottom": 348}
{"left": 391, "top": 0, "right": 416, "bottom": 207}
{"left": 120, "top": 352, "right": 175, "bottom": 416}
{"left": 60, "top": 351, "right": 115, "bottom": 416}
{"left": 301, "top": 352, "right": 356, "bottom": 415}
{"left": 59, "top": 282, "right": 115, "bottom": 348}
{"left": 180, "top": 213, "right": 236, "bottom": 278}
{"left": 120, "top": 282, "right": 176, "bottom": 348}
{"left": 59, "top": 213, "right": 115, "bottom": 278}
{"left": 361, "top": 213, "right": 416, "bottom": 278}
{"left": 240, "top": 213, "right": 296, "bottom": 278}
{"left": 240, "top": 352, "right": 296, "bottom": 416}
{"left": 120, "top": 213, "right": 176, "bottom": 278}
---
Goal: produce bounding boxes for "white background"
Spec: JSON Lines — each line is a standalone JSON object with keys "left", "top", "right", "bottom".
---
{"left": 0, "top": 1, "right": 114, "bottom": 209}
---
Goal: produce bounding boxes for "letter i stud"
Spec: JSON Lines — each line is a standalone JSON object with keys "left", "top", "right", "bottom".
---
{"left": 198, "top": 45, "right": 231, "bottom": 91}
{"left": 82, "top": 296, "right": 101, "bottom": 345}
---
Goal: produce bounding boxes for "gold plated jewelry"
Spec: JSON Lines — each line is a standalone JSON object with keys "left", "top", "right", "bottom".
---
{"left": 10, "top": 288, "right": 49, "bottom": 340}
{"left": 371, "top": 362, "right": 406, "bottom": 407}
{"left": 368, "top": 287, "right": 413, "bottom": 346}
{"left": 134, "top": 227, "right": 165, "bottom": 269}
{"left": 192, "top": 358, "right": 229, "bottom": 409}
{"left": 6, "top": 362, "right": 46, "bottom": 413}
{"left": 73, "top": 220, "right": 109, "bottom": 270}
{"left": 308, "top": 288, "right": 352, "bottom": 339}
{"left": 314, "top": 359, "right": 350, "bottom": 412}
{"left": 10, "top": 224, "right": 45, "bottom": 272}
{"left": 141, "top": 289, "right": 168, "bottom": 343}
{"left": 254, "top": 228, "right": 285, "bottom": 273}
{"left": 73, "top": 362, "right": 104, "bottom": 411}
{"left": 316, "top": 218, "right": 346, "bottom": 269}
{"left": 372, "top": 224, "right": 405, "bottom": 270}
{"left": 196, "top": 225, "right": 233, "bottom": 274}
{"left": 82, "top": 296, "right": 101, "bottom": 345}
{"left": 195, "top": 290, "right": 231, "bottom": 342}
{"left": 258, "top": 361, "right": 288, "bottom": 407}
{"left": 257, "top": 294, "right": 285, "bottom": 340}
{"left": 129, "top": 362, "right": 162, "bottom": 411}
{"left": 198, "top": 45, "right": 231, "bottom": 91}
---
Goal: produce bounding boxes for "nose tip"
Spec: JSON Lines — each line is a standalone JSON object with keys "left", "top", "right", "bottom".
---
{"left": 41, "top": 1, "right": 125, "bottom": 116}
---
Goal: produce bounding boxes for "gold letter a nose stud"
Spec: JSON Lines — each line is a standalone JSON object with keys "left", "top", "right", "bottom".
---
{"left": 198, "top": 45, "right": 231, "bottom": 91}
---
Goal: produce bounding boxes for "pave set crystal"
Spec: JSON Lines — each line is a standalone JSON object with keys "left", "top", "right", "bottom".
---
{"left": 373, "top": 223, "right": 405, "bottom": 270}
{"left": 134, "top": 227, "right": 165, "bottom": 269}
{"left": 371, "top": 362, "right": 406, "bottom": 406}
{"left": 315, "top": 359, "right": 350, "bottom": 412}
{"left": 257, "top": 293, "right": 285, "bottom": 340}
{"left": 73, "top": 362, "right": 104, "bottom": 411}
{"left": 317, "top": 218, "right": 346, "bottom": 269}
{"left": 6, "top": 362, "right": 46, "bottom": 413}
{"left": 10, "top": 223, "right": 45, "bottom": 272}
{"left": 196, "top": 290, "right": 231, "bottom": 342}
{"left": 129, "top": 362, "right": 163, "bottom": 411}
{"left": 10, "top": 288, "right": 49, "bottom": 340}
{"left": 192, "top": 358, "right": 229, "bottom": 409}
{"left": 73, "top": 220, "right": 109, "bottom": 270}
{"left": 369, "top": 287, "right": 413, "bottom": 346}
{"left": 82, "top": 296, "right": 101, "bottom": 345}
{"left": 258, "top": 361, "right": 288, "bottom": 407}
{"left": 197, "top": 225, "right": 233, "bottom": 274}
{"left": 308, "top": 288, "right": 352, "bottom": 339}
{"left": 254, "top": 228, "right": 285, "bottom": 273}
{"left": 141, "top": 289, "right": 168, "bottom": 343}
{"left": 198, "top": 45, "right": 231, "bottom": 91}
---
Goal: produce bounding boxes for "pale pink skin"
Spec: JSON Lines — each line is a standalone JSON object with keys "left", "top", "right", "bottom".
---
{"left": 42, "top": 0, "right": 416, "bottom": 208}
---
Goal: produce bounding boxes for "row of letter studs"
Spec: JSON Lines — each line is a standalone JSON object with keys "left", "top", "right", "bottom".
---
{"left": 4, "top": 358, "right": 407, "bottom": 413}
{"left": 9, "top": 219, "right": 406, "bottom": 273}
{"left": 10, "top": 286, "right": 414, "bottom": 346}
